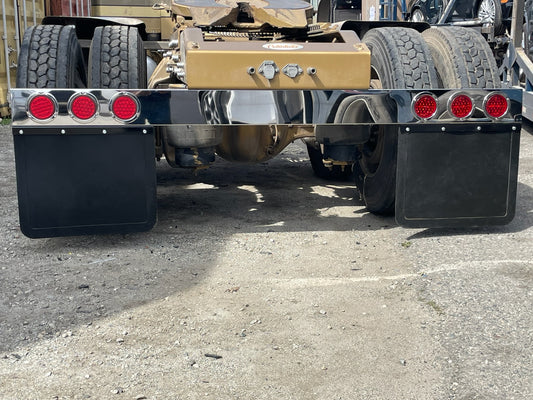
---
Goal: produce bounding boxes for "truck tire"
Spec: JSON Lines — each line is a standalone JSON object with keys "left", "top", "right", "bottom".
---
{"left": 306, "top": 142, "right": 353, "bottom": 181}
{"left": 357, "top": 27, "right": 438, "bottom": 214}
{"left": 316, "top": 0, "right": 331, "bottom": 22}
{"left": 422, "top": 26, "right": 501, "bottom": 89}
{"left": 16, "top": 25, "right": 86, "bottom": 88}
{"left": 89, "top": 26, "right": 147, "bottom": 88}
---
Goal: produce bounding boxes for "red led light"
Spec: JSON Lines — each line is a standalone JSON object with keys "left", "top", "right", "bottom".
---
{"left": 111, "top": 94, "right": 139, "bottom": 121}
{"left": 70, "top": 94, "right": 97, "bottom": 120}
{"left": 28, "top": 95, "right": 56, "bottom": 120}
{"left": 413, "top": 94, "right": 437, "bottom": 120}
{"left": 449, "top": 94, "right": 473, "bottom": 119}
{"left": 484, "top": 94, "right": 508, "bottom": 119}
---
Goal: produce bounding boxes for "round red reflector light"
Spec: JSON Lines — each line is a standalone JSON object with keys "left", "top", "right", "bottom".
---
{"left": 28, "top": 95, "right": 56, "bottom": 120}
{"left": 449, "top": 94, "right": 473, "bottom": 119}
{"left": 70, "top": 94, "right": 97, "bottom": 120}
{"left": 111, "top": 94, "right": 139, "bottom": 121}
{"left": 484, "top": 94, "right": 508, "bottom": 119}
{"left": 413, "top": 94, "right": 437, "bottom": 120}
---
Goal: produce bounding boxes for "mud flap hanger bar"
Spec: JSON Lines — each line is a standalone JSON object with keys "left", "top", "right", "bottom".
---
{"left": 9, "top": 88, "right": 522, "bottom": 234}
{"left": 9, "top": 88, "right": 523, "bottom": 126}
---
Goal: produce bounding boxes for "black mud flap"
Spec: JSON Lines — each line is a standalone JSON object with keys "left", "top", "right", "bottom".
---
{"left": 13, "top": 126, "right": 157, "bottom": 238}
{"left": 395, "top": 123, "right": 521, "bottom": 228}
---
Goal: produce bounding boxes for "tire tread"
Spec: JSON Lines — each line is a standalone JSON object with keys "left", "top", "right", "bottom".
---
{"left": 89, "top": 26, "right": 146, "bottom": 88}
{"left": 17, "top": 25, "right": 85, "bottom": 88}
{"left": 422, "top": 26, "right": 500, "bottom": 89}
{"left": 356, "top": 27, "right": 438, "bottom": 214}
{"left": 364, "top": 27, "right": 437, "bottom": 90}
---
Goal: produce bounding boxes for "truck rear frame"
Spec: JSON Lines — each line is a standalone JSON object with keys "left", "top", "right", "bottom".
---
{"left": 8, "top": 0, "right": 524, "bottom": 237}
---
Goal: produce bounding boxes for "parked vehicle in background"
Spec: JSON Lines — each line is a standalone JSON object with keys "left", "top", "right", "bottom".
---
{"left": 500, "top": 0, "right": 532, "bottom": 121}
{"left": 527, "top": 0, "right": 533, "bottom": 60}
{"left": 408, "top": 0, "right": 443, "bottom": 23}
{"left": 0, "top": 0, "right": 45, "bottom": 117}
{"left": 407, "top": 0, "right": 511, "bottom": 34}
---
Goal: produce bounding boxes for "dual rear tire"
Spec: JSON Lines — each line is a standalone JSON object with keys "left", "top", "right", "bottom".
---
{"left": 422, "top": 26, "right": 501, "bottom": 89}
{"left": 348, "top": 26, "right": 500, "bottom": 214}
{"left": 17, "top": 25, "right": 87, "bottom": 88}
{"left": 17, "top": 24, "right": 146, "bottom": 90}
{"left": 353, "top": 27, "right": 438, "bottom": 214}
{"left": 89, "top": 26, "right": 146, "bottom": 89}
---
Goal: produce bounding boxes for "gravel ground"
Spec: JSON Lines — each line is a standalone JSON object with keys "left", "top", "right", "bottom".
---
{"left": 0, "top": 121, "right": 532, "bottom": 400}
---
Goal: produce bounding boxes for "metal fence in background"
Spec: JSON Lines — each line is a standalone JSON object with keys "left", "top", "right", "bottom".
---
{"left": 1, "top": 0, "right": 90, "bottom": 115}
{"left": 1, "top": 0, "right": 91, "bottom": 87}
{"left": 68, "top": 0, "right": 91, "bottom": 17}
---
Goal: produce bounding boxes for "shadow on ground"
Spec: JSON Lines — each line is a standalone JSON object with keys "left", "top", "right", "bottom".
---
{"left": 1, "top": 131, "right": 531, "bottom": 354}
{"left": 0, "top": 142, "right": 391, "bottom": 353}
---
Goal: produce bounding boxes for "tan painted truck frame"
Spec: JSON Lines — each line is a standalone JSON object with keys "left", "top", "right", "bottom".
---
{"left": 9, "top": 0, "right": 523, "bottom": 237}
